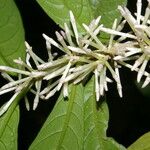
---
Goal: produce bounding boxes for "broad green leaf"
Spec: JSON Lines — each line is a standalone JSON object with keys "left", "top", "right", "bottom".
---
{"left": 0, "top": 107, "right": 19, "bottom": 150}
{"left": 30, "top": 84, "right": 84, "bottom": 150}
{"left": 83, "top": 79, "right": 125, "bottom": 150}
{"left": 0, "top": 80, "right": 33, "bottom": 150}
{"left": 0, "top": 0, "right": 25, "bottom": 67}
{"left": 29, "top": 78, "right": 126, "bottom": 150}
{"left": 36, "top": 0, "right": 126, "bottom": 40}
{"left": 128, "top": 132, "right": 150, "bottom": 150}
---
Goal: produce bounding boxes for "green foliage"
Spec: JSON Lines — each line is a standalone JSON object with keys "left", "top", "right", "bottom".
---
{"left": 0, "top": 107, "right": 19, "bottom": 150}
{"left": 0, "top": 1, "right": 26, "bottom": 149}
{"left": 0, "top": 0, "right": 25, "bottom": 67}
{"left": 0, "top": 80, "right": 32, "bottom": 150}
{"left": 29, "top": 78, "right": 126, "bottom": 150}
{"left": 36, "top": 0, "right": 126, "bottom": 39}
{"left": 128, "top": 132, "right": 150, "bottom": 150}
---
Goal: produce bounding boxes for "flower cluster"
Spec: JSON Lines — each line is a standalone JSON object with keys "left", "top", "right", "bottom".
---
{"left": 118, "top": 0, "right": 150, "bottom": 87}
{"left": 0, "top": 0, "right": 150, "bottom": 116}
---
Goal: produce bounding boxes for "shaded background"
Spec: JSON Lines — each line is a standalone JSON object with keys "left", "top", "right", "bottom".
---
{"left": 14, "top": 0, "right": 150, "bottom": 149}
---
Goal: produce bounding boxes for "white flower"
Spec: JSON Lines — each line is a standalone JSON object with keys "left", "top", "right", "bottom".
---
{"left": 42, "top": 11, "right": 127, "bottom": 101}
{"left": 1, "top": 5, "right": 150, "bottom": 116}
{"left": 0, "top": 42, "right": 47, "bottom": 115}
{"left": 118, "top": 0, "right": 150, "bottom": 86}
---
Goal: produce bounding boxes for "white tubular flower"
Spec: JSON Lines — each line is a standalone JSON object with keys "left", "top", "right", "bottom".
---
{"left": 118, "top": 0, "right": 150, "bottom": 86}
{"left": 1, "top": 6, "right": 150, "bottom": 116}
{"left": 94, "top": 68, "right": 100, "bottom": 101}
{"left": 33, "top": 80, "right": 42, "bottom": 110}
{"left": 0, "top": 42, "right": 47, "bottom": 115}
{"left": 0, "top": 92, "right": 19, "bottom": 116}
{"left": 35, "top": 11, "right": 136, "bottom": 102}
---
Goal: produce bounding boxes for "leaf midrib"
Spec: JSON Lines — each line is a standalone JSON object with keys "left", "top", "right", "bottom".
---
{"left": 56, "top": 85, "right": 77, "bottom": 150}
{"left": 92, "top": 93, "right": 104, "bottom": 149}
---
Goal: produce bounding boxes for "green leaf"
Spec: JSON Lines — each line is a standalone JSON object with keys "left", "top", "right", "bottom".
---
{"left": 128, "top": 132, "right": 150, "bottom": 150}
{"left": 0, "top": 0, "right": 25, "bottom": 67}
{"left": 36, "top": 0, "right": 127, "bottom": 39}
{"left": 0, "top": 106, "right": 19, "bottom": 150}
{"left": 29, "top": 77, "right": 126, "bottom": 150}
{"left": 0, "top": 80, "right": 33, "bottom": 150}
{"left": 83, "top": 79, "right": 125, "bottom": 150}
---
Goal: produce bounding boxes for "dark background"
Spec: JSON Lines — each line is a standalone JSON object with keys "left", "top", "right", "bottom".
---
{"left": 14, "top": 0, "right": 150, "bottom": 149}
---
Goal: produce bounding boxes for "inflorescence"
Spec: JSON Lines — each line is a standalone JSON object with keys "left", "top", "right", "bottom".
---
{"left": 0, "top": 0, "right": 149, "bottom": 116}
